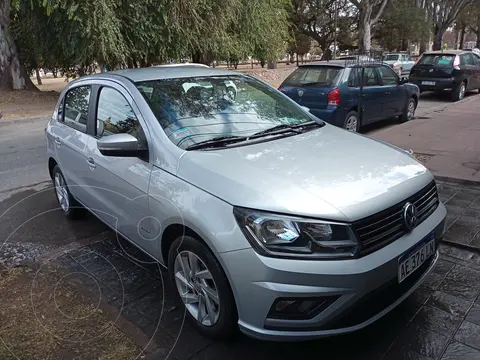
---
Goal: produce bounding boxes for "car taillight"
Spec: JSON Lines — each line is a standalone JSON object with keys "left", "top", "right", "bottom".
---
{"left": 327, "top": 89, "right": 340, "bottom": 106}
{"left": 453, "top": 55, "right": 460, "bottom": 69}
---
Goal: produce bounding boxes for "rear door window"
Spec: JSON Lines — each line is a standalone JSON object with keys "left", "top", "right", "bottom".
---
{"left": 62, "top": 86, "right": 91, "bottom": 133}
{"left": 418, "top": 54, "right": 455, "bottom": 66}
{"left": 283, "top": 67, "right": 342, "bottom": 87}
{"left": 461, "top": 53, "right": 475, "bottom": 65}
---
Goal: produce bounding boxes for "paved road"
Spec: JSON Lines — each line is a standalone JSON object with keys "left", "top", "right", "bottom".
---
{"left": 0, "top": 118, "right": 50, "bottom": 195}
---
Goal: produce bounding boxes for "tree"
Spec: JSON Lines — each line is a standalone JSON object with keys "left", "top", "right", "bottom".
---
{"left": 291, "top": 0, "right": 356, "bottom": 55}
{"left": 0, "top": 0, "right": 36, "bottom": 89}
{"left": 349, "top": 0, "right": 390, "bottom": 52}
{"left": 376, "top": 0, "right": 430, "bottom": 51}
{"left": 427, "top": 0, "right": 474, "bottom": 50}
{"left": 463, "top": 3, "right": 480, "bottom": 48}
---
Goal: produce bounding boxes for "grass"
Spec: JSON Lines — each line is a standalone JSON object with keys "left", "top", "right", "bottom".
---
{"left": 0, "top": 266, "right": 141, "bottom": 360}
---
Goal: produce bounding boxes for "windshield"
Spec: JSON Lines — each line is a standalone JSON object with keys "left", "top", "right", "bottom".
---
{"left": 383, "top": 54, "right": 400, "bottom": 61}
{"left": 418, "top": 54, "right": 455, "bottom": 66}
{"left": 136, "top": 75, "right": 314, "bottom": 149}
{"left": 282, "top": 66, "right": 342, "bottom": 87}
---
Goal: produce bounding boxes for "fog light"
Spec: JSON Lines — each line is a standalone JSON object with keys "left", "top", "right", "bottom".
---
{"left": 268, "top": 296, "right": 340, "bottom": 320}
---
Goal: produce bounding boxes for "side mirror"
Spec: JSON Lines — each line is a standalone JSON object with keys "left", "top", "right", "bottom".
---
{"left": 97, "top": 133, "right": 148, "bottom": 158}
{"left": 399, "top": 77, "right": 409, "bottom": 84}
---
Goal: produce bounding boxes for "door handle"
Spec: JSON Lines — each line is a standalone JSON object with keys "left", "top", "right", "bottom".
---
{"left": 86, "top": 157, "right": 96, "bottom": 169}
{"left": 385, "top": 91, "right": 391, "bottom": 95}
{"left": 54, "top": 137, "right": 61, "bottom": 146}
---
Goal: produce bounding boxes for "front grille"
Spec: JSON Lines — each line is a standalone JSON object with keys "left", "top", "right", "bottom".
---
{"left": 353, "top": 181, "right": 439, "bottom": 256}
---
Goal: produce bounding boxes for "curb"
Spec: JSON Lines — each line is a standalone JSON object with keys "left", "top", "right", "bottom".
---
{"left": 434, "top": 175, "right": 480, "bottom": 188}
{"left": 415, "top": 92, "right": 480, "bottom": 119}
{"left": 440, "top": 239, "right": 480, "bottom": 254}
{"left": 0, "top": 116, "right": 49, "bottom": 125}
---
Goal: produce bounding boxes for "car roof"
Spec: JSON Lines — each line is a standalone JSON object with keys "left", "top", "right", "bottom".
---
{"left": 299, "top": 60, "right": 384, "bottom": 68}
{"left": 77, "top": 65, "right": 240, "bottom": 83}
{"left": 422, "top": 50, "right": 466, "bottom": 55}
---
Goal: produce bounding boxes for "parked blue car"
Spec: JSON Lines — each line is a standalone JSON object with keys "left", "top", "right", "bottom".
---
{"left": 278, "top": 60, "right": 420, "bottom": 132}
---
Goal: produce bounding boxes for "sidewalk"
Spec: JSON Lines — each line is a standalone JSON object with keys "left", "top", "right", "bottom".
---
{"left": 371, "top": 93, "right": 480, "bottom": 183}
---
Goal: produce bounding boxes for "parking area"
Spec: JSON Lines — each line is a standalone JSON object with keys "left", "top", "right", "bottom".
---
{"left": 1, "top": 180, "right": 480, "bottom": 360}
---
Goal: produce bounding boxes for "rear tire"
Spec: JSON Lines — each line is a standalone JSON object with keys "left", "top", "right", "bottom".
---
{"left": 343, "top": 111, "right": 360, "bottom": 132}
{"left": 168, "top": 236, "right": 238, "bottom": 340}
{"left": 452, "top": 81, "right": 466, "bottom": 102}
{"left": 52, "top": 165, "right": 86, "bottom": 220}
{"left": 399, "top": 98, "right": 416, "bottom": 123}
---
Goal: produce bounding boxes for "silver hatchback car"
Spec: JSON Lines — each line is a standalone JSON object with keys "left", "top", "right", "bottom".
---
{"left": 46, "top": 65, "right": 447, "bottom": 341}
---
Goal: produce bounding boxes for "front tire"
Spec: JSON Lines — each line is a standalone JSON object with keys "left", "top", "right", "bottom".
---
{"left": 168, "top": 236, "right": 238, "bottom": 340}
{"left": 452, "top": 81, "right": 466, "bottom": 102}
{"left": 52, "top": 165, "right": 86, "bottom": 220}
{"left": 399, "top": 98, "right": 416, "bottom": 123}
{"left": 343, "top": 111, "right": 360, "bottom": 132}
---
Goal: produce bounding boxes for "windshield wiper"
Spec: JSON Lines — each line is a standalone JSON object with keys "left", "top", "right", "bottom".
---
{"left": 185, "top": 135, "right": 247, "bottom": 150}
{"left": 249, "top": 121, "right": 323, "bottom": 139}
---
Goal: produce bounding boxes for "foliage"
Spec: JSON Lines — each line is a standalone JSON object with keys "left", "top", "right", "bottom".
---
{"left": 7, "top": 0, "right": 290, "bottom": 79}
{"left": 376, "top": 0, "right": 430, "bottom": 51}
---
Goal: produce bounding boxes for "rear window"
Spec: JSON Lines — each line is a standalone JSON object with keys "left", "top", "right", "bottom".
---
{"left": 283, "top": 66, "right": 342, "bottom": 87}
{"left": 418, "top": 54, "right": 456, "bottom": 66}
{"left": 383, "top": 54, "right": 400, "bottom": 61}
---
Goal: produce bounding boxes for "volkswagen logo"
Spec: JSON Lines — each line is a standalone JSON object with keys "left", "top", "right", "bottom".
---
{"left": 298, "top": 90, "right": 304, "bottom": 97}
{"left": 403, "top": 202, "right": 418, "bottom": 231}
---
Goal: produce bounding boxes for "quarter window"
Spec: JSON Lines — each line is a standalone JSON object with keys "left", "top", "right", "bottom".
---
{"left": 377, "top": 65, "right": 398, "bottom": 86}
{"left": 63, "top": 86, "right": 91, "bottom": 133}
{"left": 96, "top": 87, "right": 146, "bottom": 145}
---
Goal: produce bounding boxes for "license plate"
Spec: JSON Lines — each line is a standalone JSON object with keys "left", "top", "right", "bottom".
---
{"left": 398, "top": 233, "right": 435, "bottom": 283}
{"left": 422, "top": 81, "right": 436, "bottom": 86}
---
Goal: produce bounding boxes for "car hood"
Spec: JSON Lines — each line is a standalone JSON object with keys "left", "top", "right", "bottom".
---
{"left": 177, "top": 125, "right": 433, "bottom": 222}
{"left": 383, "top": 60, "right": 399, "bottom": 65}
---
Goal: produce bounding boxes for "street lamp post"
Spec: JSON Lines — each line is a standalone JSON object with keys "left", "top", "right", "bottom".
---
{"left": 333, "top": 0, "right": 338, "bottom": 59}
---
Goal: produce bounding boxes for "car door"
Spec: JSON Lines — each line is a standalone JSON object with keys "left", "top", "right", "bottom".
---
{"left": 49, "top": 85, "right": 94, "bottom": 203}
{"left": 471, "top": 53, "right": 480, "bottom": 88}
{"left": 357, "top": 66, "right": 386, "bottom": 124}
{"left": 83, "top": 83, "right": 156, "bottom": 255}
{"left": 460, "top": 53, "right": 476, "bottom": 90}
{"left": 377, "top": 65, "right": 406, "bottom": 118}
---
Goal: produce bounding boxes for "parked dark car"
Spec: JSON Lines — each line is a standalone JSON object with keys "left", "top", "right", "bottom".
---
{"left": 278, "top": 61, "right": 420, "bottom": 132}
{"left": 409, "top": 50, "right": 480, "bottom": 101}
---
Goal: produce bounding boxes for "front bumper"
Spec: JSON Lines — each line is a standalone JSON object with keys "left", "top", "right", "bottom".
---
{"left": 410, "top": 77, "right": 456, "bottom": 91}
{"left": 220, "top": 202, "right": 447, "bottom": 341}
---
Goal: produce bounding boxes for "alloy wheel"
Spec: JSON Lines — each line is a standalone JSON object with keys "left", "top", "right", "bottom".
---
{"left": 407, "top": 101, "right": 416, "bottom": 120}
{"left": 174, "top": 250, "right": 220, "bottom": 326}
{"left": 54, "top": 172, "right": 70, "bottom": 212}
{"left": 345, "top": 116, "right": 358, "bottom": 132}
{"left": 459, "top": 84, "right": 466, "bottom": 100}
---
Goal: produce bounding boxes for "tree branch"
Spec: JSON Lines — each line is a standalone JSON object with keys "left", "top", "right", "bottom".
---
{"left": 372, "top": 0, "right": 390, "bottom": 25}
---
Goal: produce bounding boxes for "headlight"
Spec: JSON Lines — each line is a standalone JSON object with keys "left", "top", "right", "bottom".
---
{"left": 233, "top": 207, "right": 359, "bottom": 259}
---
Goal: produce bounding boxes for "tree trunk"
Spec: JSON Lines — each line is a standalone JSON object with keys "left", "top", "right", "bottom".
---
{"left": 267, "top": 61, "right": 277, "bottom": 69}
{"left": 459, "top": 25, "right": 466, "bottom": 49}
{"left": 357, "top": 3, "right": 373, "bottom": 53}
{"left": 0, "top": 0, "right": 37, "bottom": 90}
{"left": 296, "top": 54, "right": 299, "bottom": 66}
{"left": 432, "top": 26, "right": 445, "bottom": 51}
{"left": 35, "top": 68, "right": 42, "bottom": 85}
{"left": 52, "top": 68, "right": 57, "bottom": 78}
{"left": 260, "top": 60, "right": 265, "bottom": 68}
